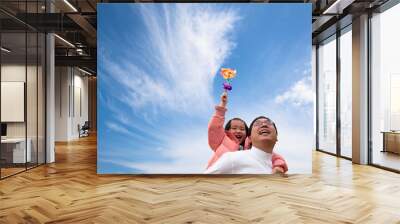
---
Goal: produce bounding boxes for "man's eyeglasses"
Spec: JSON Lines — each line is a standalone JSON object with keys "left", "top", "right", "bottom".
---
{"left": 253, "top": 118, "right": 274, "bottom": 127}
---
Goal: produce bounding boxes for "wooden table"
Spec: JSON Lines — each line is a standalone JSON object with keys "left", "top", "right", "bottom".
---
{"left": 1, "top": 138, "right": 31, "bottom": 165}
{"left": 381, "top": 131, "right": 400, "bottom": 154}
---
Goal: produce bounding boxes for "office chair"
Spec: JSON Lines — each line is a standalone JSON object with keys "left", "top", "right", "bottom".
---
{"left": 79, "top": 121, "right": 90, "bottom": 138}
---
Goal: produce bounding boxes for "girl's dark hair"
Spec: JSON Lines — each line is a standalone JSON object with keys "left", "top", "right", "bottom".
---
{"left": 224, "top": 118, "right": 249, "bottom": 146}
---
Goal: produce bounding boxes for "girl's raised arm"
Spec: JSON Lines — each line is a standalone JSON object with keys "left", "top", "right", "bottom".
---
{"left": 208, "top": 92, "right": 228, "bottom": 151}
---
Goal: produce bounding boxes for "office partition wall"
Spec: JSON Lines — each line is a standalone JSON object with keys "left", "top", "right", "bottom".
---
{"left": 0, "top": 1, "right": 46, "bottom": 179}
{"left": 0, "top": 31, "right": 27, "bottom": 177}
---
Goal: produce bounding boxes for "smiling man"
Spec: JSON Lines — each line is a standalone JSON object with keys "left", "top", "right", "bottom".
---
{"left": 205, "top": 116, "right": 282, "bottom": 174}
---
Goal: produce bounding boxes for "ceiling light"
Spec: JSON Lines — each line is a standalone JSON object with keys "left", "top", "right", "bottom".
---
{"left": 63, "top": 0, "right": 78, "bottom": 12}
{"left": 1, "top": 47, "right": 11, "bottom": 53}
{"left": 54, "top": 34, "right": 75, "bottom": 48}
{"left": 78, "top": 67, "right": 93, "bottom": 76}
{"left": 323, "top": 0, "right": 355, "bottom": 15}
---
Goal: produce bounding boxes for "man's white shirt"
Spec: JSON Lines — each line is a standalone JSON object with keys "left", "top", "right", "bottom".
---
{"left": 204, "top": 146, "right": 273, "bottom": 174}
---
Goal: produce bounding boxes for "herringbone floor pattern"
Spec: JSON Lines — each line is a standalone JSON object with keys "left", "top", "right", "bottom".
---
{"left": 1, "top": 134, "right": 400, "bottom": 223}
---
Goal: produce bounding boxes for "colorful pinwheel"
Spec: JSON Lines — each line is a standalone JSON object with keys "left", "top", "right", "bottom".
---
{"left": 220, "top": 68, "right": 236, "bottom": 91}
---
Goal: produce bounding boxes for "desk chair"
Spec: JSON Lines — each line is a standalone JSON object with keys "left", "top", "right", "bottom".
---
{"left": 79, "top": 121, "right": 90, "bottom": 138}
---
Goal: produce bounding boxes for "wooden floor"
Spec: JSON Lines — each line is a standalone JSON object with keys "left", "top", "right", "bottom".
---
{"left": 1, "top": 134, "right": 400, "bottom": 223}
{"left": 1, "top": 167, "right": 26, "bottom": 178}
{"left": 1, "top": 163, "right": 45, "bottom": 178}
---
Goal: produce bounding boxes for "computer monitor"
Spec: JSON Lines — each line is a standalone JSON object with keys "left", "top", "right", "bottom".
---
{"left": 1, "top": 123, "right": 7, "bottom": 137}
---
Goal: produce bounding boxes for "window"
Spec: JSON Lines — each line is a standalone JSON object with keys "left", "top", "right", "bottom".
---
{"left": 339, "top": 26, "right": 352, "bottom": 158}
{"left": 371, "top": 2, "right": 400, "bottom": 171}
{"left": 317, "top": 35, "right": 337, "bottom": 154}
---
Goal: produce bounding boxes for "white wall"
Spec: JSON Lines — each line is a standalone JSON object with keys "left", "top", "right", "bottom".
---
{"left": 55, "top": 66, "right": 70, "bottom": 141}
{"left": 1, "top": 63, "right": 46, "bottom": 164}
{"left": 71, "top": 73, "right": 89, "bottom": 138}
{"left": 55, "top": 67, "right": 89, "bottom": 141}
{"left": 1, "top": 82, "right": 25, "bottom": 122}
{"left": 1, "top": 65, "right": 40, "bottom": 138}
{"left": 1, "top": 65, "right": 26, "bottom": 128}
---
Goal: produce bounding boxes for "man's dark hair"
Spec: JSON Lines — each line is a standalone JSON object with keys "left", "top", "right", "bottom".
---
{"left": 249, "top": 116, "right": 278, "bottom": 136}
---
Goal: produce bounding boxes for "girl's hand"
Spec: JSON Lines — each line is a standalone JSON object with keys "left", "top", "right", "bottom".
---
{"left": 272, "top": 167, "right": 285, "bottom": 174}
{"left": 219, "top": 91, "right": 228, "bottom": 107}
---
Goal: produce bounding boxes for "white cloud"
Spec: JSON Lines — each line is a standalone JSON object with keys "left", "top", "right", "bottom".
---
{"left": 272, "top": 123, "right": 313, "bottom": 174}
{"left": 275, "top": 76, "right": 314, "bottom": 107}
{"left": 103, "top": 129, "right": 213, "bottom": 174}
{"left": 106, "top": 121, "right": 132, "bottom": 136}
{"left": 105, "top": 121, "right": 149, "bottom": 141}
{"left": 102, "top": 4, "right": 240, "bottom": 116}
{"left": 105, "top": 118, "right": 167, "bottom": 146}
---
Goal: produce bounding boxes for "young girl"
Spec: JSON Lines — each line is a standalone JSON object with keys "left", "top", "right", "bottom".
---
{"left": 207, "top": 91, "right": 288, "bottom": 173}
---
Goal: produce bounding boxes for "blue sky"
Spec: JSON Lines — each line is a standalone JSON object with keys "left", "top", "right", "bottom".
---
{"left": 98, "top": 3, "right": 313, "bottom": 174}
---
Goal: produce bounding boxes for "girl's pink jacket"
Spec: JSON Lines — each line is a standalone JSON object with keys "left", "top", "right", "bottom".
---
{"left": 207, "top": 106, "right": 288, "bottom": 172}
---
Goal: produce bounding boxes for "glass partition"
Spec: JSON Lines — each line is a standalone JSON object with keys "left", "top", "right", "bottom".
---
{"left": 38, "top": 32, "right": 45, "bottom": 165}
{"left": 317, "top": 34, "right": 337, "bottom": 154}
{"left": 1, "top": 30, "right": 28, "bottom": 177}
{"left": 0, "top": 1, "right": 46, "bottom": 179}
{"left": 27, "top": 30, "right": 38, "bottom": 169}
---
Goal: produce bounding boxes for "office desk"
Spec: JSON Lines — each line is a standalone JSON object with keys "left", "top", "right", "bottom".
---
{"left": 1, "top": 138, "right": 31, "bottom": 163}
{"left": 382, "top": 131, "right": 400, "bottom": 154}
